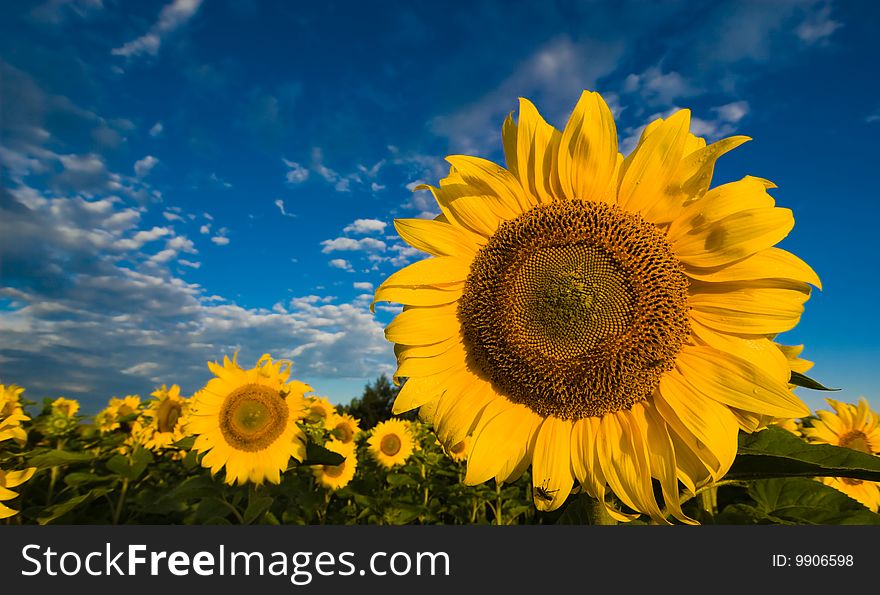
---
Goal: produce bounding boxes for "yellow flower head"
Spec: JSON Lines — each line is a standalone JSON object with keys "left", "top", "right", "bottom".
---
{"left": 802, "top": 397, "right": 880, "bottom": 511}
{"left": 774, "top": 418, "right": 802, "bottom": 437}
{"left": 0, "top": 384, "right": 30, "bottom": 446}
{"left": 95, "top": 395, "right": 142, "bottom": 433}
{"left": 0, "top": 467, "right": 36, "bottom": 520}
{"left": 51, "top": 397, "right": 80, "bottom": 417}
{"left": 444, "top": 435, "right": 471, "bottom": 463}
{"left": 312, "top": 439, "right": 357, "bottom": 490}
{"left": 187, "top": 353, "right": 310, "bottom": 486}
{"left": 368, "top": 418, "right": 415, "bottom": 468}
{"left": 305, "top": 395, "right": 336, "bottom": 424}
{"left": 374, "top": 91, "right": 818, "bottom": 522}
{"left": 138, "top": 384, "right": 189, "bottom": 451}
{"left": 326, "top": 412, "right": 361, "bottom": 444}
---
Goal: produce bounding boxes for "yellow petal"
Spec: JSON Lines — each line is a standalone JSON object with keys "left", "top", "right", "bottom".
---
{"left": 689, "top": 279, "right": 810, "bottom": 335}
{"left": 393, "top": 218, "right": 479, "bottom": 259}
{"left": 673, "top": 207, "right": 794, "bottom": 268}
{"left": 502, "top": 111, "right": 518, "bottom": 174}
{"left": 1, "top": 467, "right": 36, "bottom": 488}
{"left": 384, "top": 305, "right": 459, "bottom": 346}
{"left": 445, "top": 194, "right": 509, "bottom": 237}
{"left": 557, "top": 91, "right": 619, "bottom": 204}
{"left": 432, "top": 378, "right": 496, "bottom": 446}
{"left": 515, "top": 97, "right": 563, "bottom": 203}
{"left": 373, "top": 284, "right": 462, "bottom": 311}
{"left": 638, "top": 403, "right": 698, "bottom": 525}
{"left": 465, "top": 402, "right": 540, "bottom": 485}
{"left": 375, "top": 256, "right": 469, "bottom": 290}
{"left": 655, "top": 371, "right": 739, "bottom": 481}
{"left": 445, "top": 155, "right": 531, "bottom": 213}
{"left": 684, "top": 247, "right": 821, "bottom": 289}
{"left": 676, "top": 345, "right": 811, "bottom": 418}
{"left": 689, "top": 319, "right": 790, "bottom": 381}
{"left": 394, "top": 340, "right": 468, "bottom": 380}
{"left": 675, "top": 136, "right": 751, "bottom": 203}
{"left": 617, "top": 109, "right": 691, "bottom": 221}
{"left": 530, "top": 417, "right": 575, "bottom": 511}
{"left": 667, "top": 176, "right": 776, "bottom": 240}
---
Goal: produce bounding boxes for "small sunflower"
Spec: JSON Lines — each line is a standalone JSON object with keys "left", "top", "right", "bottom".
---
{"left": 50, "top": 397, "right": 80, "bottom": 417}
{"left": 327, "top": 412, "right": 361, "bottom": 444}
{"left": 374, "top": 90, "right": 816, "bottom": 522}
{"left": 444, "top": 435, "right": 471, "bottom": 463}
{"left": 0, "top": 467, "right": 36, "bottom": 520}
{"left": 774, "top": 418, "right": 802, "bottom": 437}
{"left": 95, "top": 395, "right": 143, "bottom": 433}
{"left": 802, "top": 398, "right": 880, "bottom": 512}
{"left": 0, "top": 384, "right": 29, "bottom": 446}
{"left": 187, "top": 353, "right": 310, "bottom": 485}
{"left": 305, "top": 395, "right": 336, "bottom": 424}
{"left": 312, "top": 439, "right": 357, "bottom": 490}
{"left": 138, "top": 384, "right": 189, "bottom": 451}
{"left": 368, "top": 419, "right": 415, "bottom": 468}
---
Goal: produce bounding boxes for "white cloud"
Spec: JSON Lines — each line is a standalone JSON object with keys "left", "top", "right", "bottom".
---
{"left": 321, "top": 237, "right": 386, "bottom": 253}
{"left": 199, "top": 224, "right": 211, "bottom": 234}
{"left": 134, "top": 155, "right": 158, "bottom": 177}
{"left": 211, "top": 235, "right": 230, "bottom": 246}
{"left": 163, "top": 210, "right": 185, "bottom": 222}
{"left": 178, "top": 259, "right": 200, "bottom": 269}
{"left": 796, "top": 4, "right": 841, "bottom": 44}
{"left": 353, "top": 282, "right": 374, "bottom": 291}
{"left": 274, "top": 198, "right": 295, "bottom": 217}
{"left": 343, "top": 218, "right": 387, "bottom": 235}
{"left": 112, "top": 0, "right": 203, "bottom": 58}
{"left": 149, "top": 122, "right": 164, "bottom": 137}
{"left": 283, "top": 158, "right": 309, "bottom": 184}
{"left": 371, "top": 182, "right": 386, "bottom": 192}
{"left": 623, "top": 66, "right": 699, "bottom": 105}
{"left": 328, "top": 258, "right": 353, "bottom": 272}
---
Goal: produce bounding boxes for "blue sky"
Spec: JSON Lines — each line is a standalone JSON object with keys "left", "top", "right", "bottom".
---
{"left": 1, "top": 0, "right": 878, "bottom": 414}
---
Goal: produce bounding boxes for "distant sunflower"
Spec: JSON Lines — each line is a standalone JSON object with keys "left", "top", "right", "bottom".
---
{"left": 95, "top": 395, "right": 142, "bottom": 433}
{"left": 313, "top": 439, "right": 357, "bottom": 490}
{"left": 374, "top": 91, "right": 817, "bottom": 522}
{"left": 368, "top": 419, "right": 415, "bottom": 468}
{"left": 51, "top": 397, "right": 80, "bottom": 417}
{"left": 802, "top": 398, "right": 880, "bottom": 512}
{"left": 139, "top": 384, "right": 189, "bottom": 451}
{"left": 445, "top": 436, "right": 471, "bottom": 463}
{"left": 305, "top": 396, "right": 336, "bottom": 424}
{"left": 187, "top": 354, "right": 310, "bottom": 485}
{"left": 0, "top": 384, "right": 29, "bottom": 445}
{"left": 327, "top": 412, "right": 361, "bottom": 444}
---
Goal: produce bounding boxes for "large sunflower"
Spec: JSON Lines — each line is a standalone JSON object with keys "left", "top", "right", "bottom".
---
{"left": 374, "top": 91, "right": 817, "bottom": 522}
{"left": 368, "top": 419, "right": 415, "bottom": 468}
{"left": 312, "top": 439, "right": 357, "bottom": 490}
{"left": 187, "top": 354, "right": 310, "bottom": 485}
{"left": 802, "top": 397, "right": 880, "bottom": 512}
{"left": 0, "top": 384, "right": 29, "bottom": 445}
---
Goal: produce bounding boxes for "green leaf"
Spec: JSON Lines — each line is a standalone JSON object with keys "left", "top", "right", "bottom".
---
{"left": 386, "top": 473, "right": 417, "bottom": 488}
{"left": 789, "top": 371, "right": 839, "bottom": 391}
{"left": 105, "top": 448, "right": 154, "bottom": 481}
{"left": 38, "top": 488, "right": 112, "bottom": 525}
{"left": 29, "top": 449, "right": 94, "bottom": 469}
{"left": 173, "top": 435, "right": 197, "bottom": 450}
{"left": 243, "top": 496, "right": 274, "bottom": 525}
{"left": 729, "top": 426, "right": 880, "bottom": 482}
{"left": 741, "top": 478, "right": 880, "bottom": 525}
{"left": 300, "top": 442, "right": 344, "bottom": 466}
{"left": 555, "top": 493, "right": 595, "bottom": 525}
{"left": 63, "top": 472, "right": 116, "bottom": 488}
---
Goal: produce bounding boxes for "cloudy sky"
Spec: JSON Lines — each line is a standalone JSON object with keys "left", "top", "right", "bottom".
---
{"left": 1, "top": 0, "right": 878, "bottom": 414}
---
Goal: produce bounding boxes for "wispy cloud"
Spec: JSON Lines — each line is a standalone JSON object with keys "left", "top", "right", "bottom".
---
{"left": 283, "top": 158, "right": 309, "bottom": 184}
{"left": 328, "top": 258, "right": 353, "bottom": 272}
{"left": 343, "top": 219, "right": 387, "bottom": 235}
{"left": 148, "top": 122, "right": 164, "bottom": 137}
{"left": 274, "top": 198, "right": 296, "bottom": 218}
{"left": 134, "top": 155, "right": 158, "bottom": 177}
{"left": 321, "top": 237, "right": 386, "bottom": 253}
{"left": 796, "top": 3, "right": 841, "bottom": 44}
{"left": 112, "top": 0, "right": 203, "bottom": 58}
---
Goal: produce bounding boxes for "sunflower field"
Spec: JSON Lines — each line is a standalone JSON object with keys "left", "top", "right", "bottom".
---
{"left": 3, "top": 91, "right": 880, "bottom": 527}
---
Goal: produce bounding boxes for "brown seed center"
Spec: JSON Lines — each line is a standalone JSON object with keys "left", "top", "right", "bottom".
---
{"left": 219, "top": 383, "right": 289, "bottom": 452}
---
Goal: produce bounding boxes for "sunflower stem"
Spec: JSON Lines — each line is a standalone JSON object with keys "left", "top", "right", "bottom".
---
{"left": 112, "top": 478, "right": 129, "bottom": 525}
{"left": 699, "top": 486, "right": 718, "bottom": 517}
{"left": 494, "top": 480, "right": 503, "bottom": 526}
{"left": 588, "top": 497, "right": 618, "bottom": 525}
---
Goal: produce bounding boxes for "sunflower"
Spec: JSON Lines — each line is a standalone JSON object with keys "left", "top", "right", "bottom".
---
{"left": 0, "top": 466, "right": 36, "bottom": 520}
{"left": 0, "top": 384, "right": 29, "bottom": 445}
{"left": 374, "top": 91, "right": 817, "bottom": 522}
{"left": 187, "top": 353, "right": 310, "bottom": 485}
{"left": 802, "top": 398, "right": 880, "bottom": 512}
{"left": 305, "top": 395, "right": 336, "bottom": 424}
{"left": 368, "top": 419, "right": 415, "bottom": 468}
{"left": 774, "top": 418, "right": 802, "bottom": 436}
{"left": 138, "top": 384, "right": 189, "bottom": 451}
{"left": 444, "top": 435, "right": 471, "bottom": 463}
{"left": 95, "top": 395, "right": 143, "bottom": 433}
{"left": 50, "top": 397, "right": 80, "bottom": 417}
{"left": 312, "top": 439, "right": 357, "bottom": 490}
{"left": 327, "top": 412, "right": 361, "bottom": 444}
